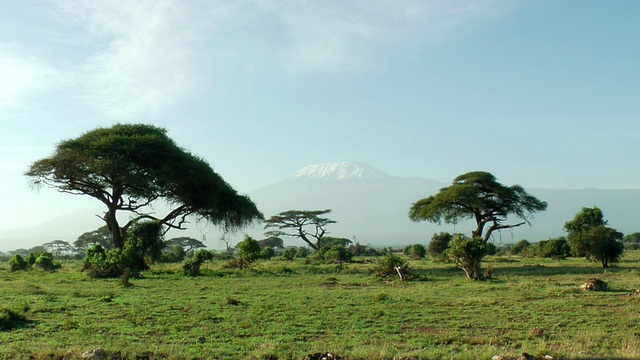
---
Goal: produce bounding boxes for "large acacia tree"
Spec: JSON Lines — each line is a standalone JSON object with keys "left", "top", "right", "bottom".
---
{"left": 264, "top": 209, "right": 336, "bottom": 250}
{"left": 26, "top": 124, "right": 263, "bottom": 249}
{"left": 409, "top": 171, "right": 547, "bottom": 243}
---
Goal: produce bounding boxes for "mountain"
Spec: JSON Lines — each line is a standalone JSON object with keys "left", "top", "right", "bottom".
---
{"left": 247, "top": 162, "right": 446, "bottom": 246}
{"left": 2, "top": 162, "right": 639, "bottom": 251}
{"left": 248, "top": 162, "right": 640, "bottom": 247}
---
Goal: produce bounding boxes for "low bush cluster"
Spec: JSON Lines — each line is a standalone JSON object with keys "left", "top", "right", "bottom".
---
{"left": 10, "top": 252, "right": 61, "bottom": 272}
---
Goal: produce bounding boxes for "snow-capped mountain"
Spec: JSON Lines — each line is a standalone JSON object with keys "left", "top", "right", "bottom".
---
{"left": 291, "top": 162, "right": 391, "bottom": 181}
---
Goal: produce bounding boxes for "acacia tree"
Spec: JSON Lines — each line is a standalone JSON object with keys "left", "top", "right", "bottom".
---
{"left": 564, "top": 207, "right": 624, "bottom": 267}
{"left": 409, "top": 172, "right": 547, "bottom": 242}
{"left": 165, "top": 237, "right": 206, "bottom": 255}
{"left": 74, "top": 226, "right": 113, "bottom": 252}
{"left": 563, "top": 206, "right": 606, "bottom": 258}
{"left": 409, "top": 171, "right": 547, "bottom": 279}
{"left": 26, "top": 124, "right": 263, "bottom": 249}
{"left": 264, "top": 209, "right": 336, "bottom": 250}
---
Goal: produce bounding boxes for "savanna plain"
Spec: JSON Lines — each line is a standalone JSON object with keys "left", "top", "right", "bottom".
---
{"left": 1, "top": 252, "right": 639, "bottom": 360}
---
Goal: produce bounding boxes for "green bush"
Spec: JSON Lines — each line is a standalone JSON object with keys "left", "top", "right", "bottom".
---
{"left": 428, "top": 232, "right": 452, "bottom": 261}
{"left": 260, "top": 246, "right": 275, "bottom": 259}
{"left": 410, "top": 243, "right": 427, "bottom": 259}
{"left": 446, "top": 235, "right": 487, "bottom": 280}
{"left": 315, "top": 245, "right": 353, "bottom": 263}
{"left": 510, "top": 239, "right": 530, "bottom": 256}
{"left": 281, "top": 248, "right": 295, "bottom": 261}
{"left": 182, "top": 250, "right": 214, "bottom": 276}
{"left": 530, "top": 237, "right": 571, "bottom": 258}
{"left": 236, "top": 235, "right": 262, "bottom": 262}
{"left": 83, "top": 238, "right": 149, "bottom": 279}
{"left": 34, "top": 252, "right": 61, "bottom": 271}
{"left": 374, "top": 254, "right": 409, "bottom": 279}
{"left": 9, "top": 255, "right": 29, "bottom": 272}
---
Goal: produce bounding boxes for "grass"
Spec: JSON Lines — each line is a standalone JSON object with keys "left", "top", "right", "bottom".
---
{"left": 0, "top": 252, "right": 639, "bottom": 359}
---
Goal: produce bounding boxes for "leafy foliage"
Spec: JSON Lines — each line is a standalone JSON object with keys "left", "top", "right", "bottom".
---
{"left": 165, "top": 237, "right": 206, "bottom": 255}
{"left": 314, "top": 245, "right": 353, "bottom": 263}
{"left": 409, "top": 243, "right": 427, "bottom": 259}
{"left": 529, "top": 237, "right": 571, "bottom": 258}
{"left": 236, "top": 235, "right": 262, "bottom": 262}
{"left": 26, "top": 123, "right": 263, "bottom": 249}
{"left": 428, "top": 232, "right": 452, "bottom": 261}
{"left": 622, "top": 232, "right": 640, "bottom": 250}
{"left": 182, "top": 250, "right": 214, "bottom": 276}
{"left": 74, "top": 226, "right": 113, "bottom": 252}
{"left": 374, "top": 254, "right": 409, "bottom": 279}
{"left": 264, "top": 209, "right": 336, "bottom": 250}
{"left": 564, "top": 207, "right": 607, "bottom": 258}
{"left": 409, "top": 171, "right": 547, "bottom": 242}
{"left": 564, "top": 207, "right": 624, "bottom": 266}
{"left": 34, "top": 252, "right": 61, "bottom": 271}
{"left": 82, "top": 238, "right": 149, "bottom": 279}
{"left": 510, "top": 239, "right": 531, "bottom": 256}
{"left": 9, "top": 255, "right": 29, "bottom": 272}
{"left": 446, "top": 235, "right": 487, "bottom": 280}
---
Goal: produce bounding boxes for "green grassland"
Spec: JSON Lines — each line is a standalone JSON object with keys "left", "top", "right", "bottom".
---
{"left": 1, "top": 252, "right": 639, "bottom": 360}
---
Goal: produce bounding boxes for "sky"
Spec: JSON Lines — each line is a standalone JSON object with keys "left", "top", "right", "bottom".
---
{"left": 1, "top": 0, "right": 640, "bottom": 232}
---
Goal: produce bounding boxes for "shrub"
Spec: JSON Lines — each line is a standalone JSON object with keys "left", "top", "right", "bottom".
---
{"left": 446, "top": 235, "right": 487, "bottom": 280}
{"left": 315, "top": 245, "right": 353, "bottom": 263}
{"left": 34, "top": 252, "right": 61, "bottom": 271}
{"left": 182, "top": 250, "right": 214, "bottom": 276}
{"left": 511, "top": 239, "right": 530, "bottom": 256}
{"left": 530, "top": 237, "right": 571, "bottom": 258}
{"left": 83, "top": 238, "right": 149, "bottom": 279}
{"left": 9, "top": 255, "right": 29, "bottom": 272}
{"left": 374, "top": 254, "right": 409, "bottom": 279}
{"left": 281, "top": 248, "right": 295, "bottom": 261}
{"left": 295, "top": 247, "right": 310, "bottom": 258}
{"left": 410, "top": 244, "right": 427, "bottom": 259}
{"left": 260, "top": 246, "right": 275, "bottom": 260}
{"left": 428, "top": 232, "right": 452, "bottom": 261}
{"left": 236, "top": 235, "right": 262, "bottom": 262}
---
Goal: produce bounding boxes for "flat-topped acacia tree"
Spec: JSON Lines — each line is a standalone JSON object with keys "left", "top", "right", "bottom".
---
{"left": 26, "top": 123, "right": 263, "bottom": 249}
{"left": 409, "top": 171, "right": 547, "bottom": 243}
{"left": 409, "top": 171, "right": 547, "bottom": 279}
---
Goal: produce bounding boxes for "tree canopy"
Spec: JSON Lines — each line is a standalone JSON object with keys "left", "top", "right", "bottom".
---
{"left": 409, "top": 171, "right": 547, "bottom": 242}
{"left": 26, "top": 124, "right": 263, "bottom": 249}
{"left": 564, "top": 207, "right": 624, "bottom": 267}
{"left": 264, "top": 209, "right": 336, "bottom": 250}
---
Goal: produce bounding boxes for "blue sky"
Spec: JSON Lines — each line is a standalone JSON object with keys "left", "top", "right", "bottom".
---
{"left": 1, "top": 0, "right": 639, "bottom": 230}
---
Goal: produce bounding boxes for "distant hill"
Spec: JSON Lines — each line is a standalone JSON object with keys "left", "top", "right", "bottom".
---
{"left": 1, "top": 162, "right": 639, "bottom": 251}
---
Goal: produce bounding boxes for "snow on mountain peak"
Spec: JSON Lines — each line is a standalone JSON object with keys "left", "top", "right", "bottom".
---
{"left": 291, "top": 162, "right": 390, "bottom": 180}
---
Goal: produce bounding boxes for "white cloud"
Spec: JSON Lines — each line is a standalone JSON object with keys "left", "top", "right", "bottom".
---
{"left": 0, "top": 43, "right": 66, "bottom": 110}
{"left": 41, "top": 0, "right": 514, "bottom": 118}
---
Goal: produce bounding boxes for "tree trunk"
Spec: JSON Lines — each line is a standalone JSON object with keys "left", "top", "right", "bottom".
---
{"left": 104, "top": 206, "right": 124, "bottom": 249}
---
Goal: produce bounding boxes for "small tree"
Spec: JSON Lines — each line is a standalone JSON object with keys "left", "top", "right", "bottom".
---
{"left": 622, "top": 232, "right": 640, "bottom": 250}
{"left": 42, "top": 240, "right": 73, "bottom": 258}
{"left": 74, "top": 226, "right": 113, "bottom": 252}
{"left": 510, "top": 239, "right": 531, "bottom": 256}
{"left": 564, "top": 207, "right": 607, "bottom": 259}
{"left": 264, "top": 210, "right": 336, "bottom": 250}
{"left": 165, "top": 237, "right": 206, "bottom": 256}
{"left": 409, "top": 244, "right": 427, "bottom": 259}
{"left": 446, "top": 235, "right": 487, "bottom": 280}
{"left": 428, "top": 232, "right": 452, "bottom": 260}
{"left": 260, "top": 247, "right": 275, "bottom": 259}
{"left": 410, "top": 171, "right": 546, "bottom": 280}
{"left": 236, "top": 235, "right": 262, "bottom": 262}
{"left": 182, "top": 250, "right": 214, "bottom": 277}
{"left": 583, "top": 225, "right": 624, "bottom": 267}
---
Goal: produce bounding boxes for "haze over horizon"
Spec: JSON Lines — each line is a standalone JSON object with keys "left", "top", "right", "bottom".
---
{"left": 2, "top": 1, "right": 639, "bottom": 236}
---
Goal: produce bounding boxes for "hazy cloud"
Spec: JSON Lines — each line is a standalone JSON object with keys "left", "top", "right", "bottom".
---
{"left": 43, "top": 0, "right": 513, "bottom": 119}
{"left": 0, "top": 43, "right": 66, "bottom": 110}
